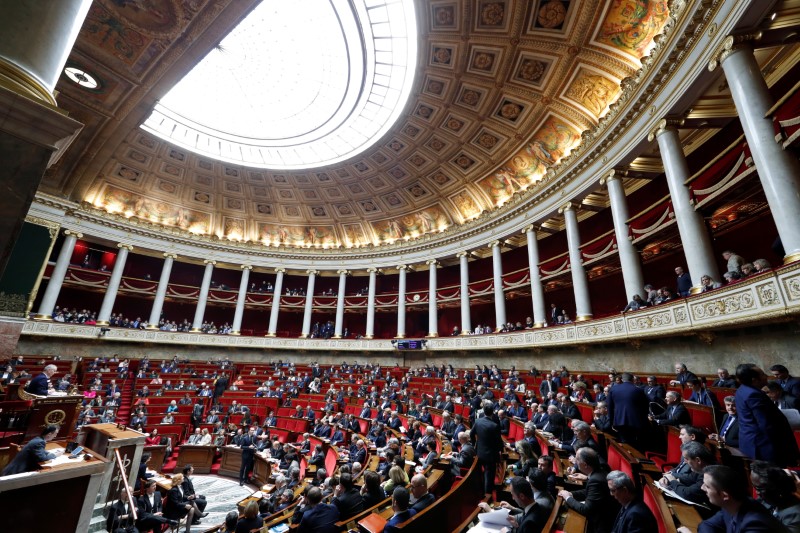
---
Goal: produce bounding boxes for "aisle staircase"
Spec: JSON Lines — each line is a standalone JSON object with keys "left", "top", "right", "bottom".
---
{"left": 115, "top": 367, "right": 136, "bottom": 425}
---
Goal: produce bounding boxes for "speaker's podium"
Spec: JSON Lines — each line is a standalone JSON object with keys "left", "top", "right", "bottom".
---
{"left": 17, "top": 390, "right": 83, "bottom": 443}
{"left": 0, "top": 441, "right": 108, "bottom": 533}
{"left": 80, "top": 423, "right": 147, "bottom": 505}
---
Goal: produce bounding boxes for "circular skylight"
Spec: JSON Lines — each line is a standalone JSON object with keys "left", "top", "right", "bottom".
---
{"left": 141, "top": 0, "right": 417, "bottom": 169}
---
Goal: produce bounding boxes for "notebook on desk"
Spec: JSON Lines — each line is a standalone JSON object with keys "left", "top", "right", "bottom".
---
{"left": 358, "top": 513, "right": 387, "bottom": 533}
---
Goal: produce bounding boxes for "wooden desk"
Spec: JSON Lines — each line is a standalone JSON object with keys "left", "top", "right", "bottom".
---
{"left": 218, "top": 445, "right": 243, "bottom": 478}
{"left": 175, "top": 444, "right": 215, "bottom": 474}
{"left": 144, "top": 444, "right": 167, "bottom": 471}
{"left": 253, "top": 453, "right": 273, "bottom": 486}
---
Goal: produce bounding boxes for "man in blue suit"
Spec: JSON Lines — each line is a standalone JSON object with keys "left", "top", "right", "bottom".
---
{"left": 383, "top": 487, "right": 416, "bottom": 533}
{"left": 25, "top": 364, "right": 56, "bottom": 396}
{"left": 2, "top": 424, "right": 61, "bottom": 475}
{"left": 734, "top": 363, "right": 799, "bottom": 467}
{"left": 607, "top": 470, "right": 656, "bottom": 533}
{"left": 606, "top": 373, "right": 649, "bottom": 448}
{"left": 297, "top": 487, "right": 340, "bottom": 533}
{"left": 687, "top": 465, "right": 785, "bottom": 533}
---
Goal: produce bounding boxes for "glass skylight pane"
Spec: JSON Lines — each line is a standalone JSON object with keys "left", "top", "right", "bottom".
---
{"left": 141, "top": 0, "right": 417, "bottom": 169}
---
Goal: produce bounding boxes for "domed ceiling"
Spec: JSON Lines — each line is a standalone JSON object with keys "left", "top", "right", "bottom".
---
{"left": 44, "top": 0, "right": 669, "bottom": 250}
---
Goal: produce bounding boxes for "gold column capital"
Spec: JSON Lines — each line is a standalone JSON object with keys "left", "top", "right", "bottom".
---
{"left": 397, "top": 264, "right": 408, "bottom": 271}
{"left": 489, "top": 240, "right": 501, "bottom": 248}
{"left": 558, "top": 201, "right": 576, "bottom": 214}
{"left": 426, "top": 259, "right": 438, "bottom": 267}
{"left": 647, "top": 117, "right": 684, "bottom": 142}
{"left": 163, "top": 252, "right": 178, "bottom": 260}
{"left": 456, "top": 251, "right": 469, "bottom": 259}
{"left": 306, "top": 269, "right": 319, "bottom": 275}
{"left": 275, "top": 267, "right": 286, "bottom": 274}
{"left": 63, "top": 229, "right": 83, "bottom": 239}
{"left": 203, "top": 259, "right": 217, "bottom": 266}
{"left": 708, "top": 32, "right": 761, "bottom": 71}
{"left": 241, "top": 265, "right": 253, "bottom": 270}
{"left": 117, "top": 243, "right": 134, "bottom": 251}
{"left": 600, "top": 168, "right": 625, "bottom": 186}
{"left": 367, "top": 267, "right": 379, "bottom": 274}
{"left": 336, "top": 269, "right": 350, "bottom": 276}
{"left": 522, "top": 224, "right": 536, "bottom": 234}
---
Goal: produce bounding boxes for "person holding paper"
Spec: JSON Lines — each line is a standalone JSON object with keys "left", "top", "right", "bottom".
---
{"left": 1, "top": 424, "right": 62, "bottom": 476}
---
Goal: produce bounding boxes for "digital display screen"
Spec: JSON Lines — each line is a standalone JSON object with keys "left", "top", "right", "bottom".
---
{"left": 396, "top": 340, "right": 424, "bottom": 350}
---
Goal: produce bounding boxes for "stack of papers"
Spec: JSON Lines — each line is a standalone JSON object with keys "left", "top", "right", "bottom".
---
{"left": 467, "top": 509, "right": 510, "bottom": 533}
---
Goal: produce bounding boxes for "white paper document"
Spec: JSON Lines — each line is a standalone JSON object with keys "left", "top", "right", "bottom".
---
{"left": 467, "top": 509, "right": 510, "bottom": 533}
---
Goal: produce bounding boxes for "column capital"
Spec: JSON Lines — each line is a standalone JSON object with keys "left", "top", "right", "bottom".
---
{"left": 203, "top": 259, "right": 216, "bottom": 266}
{"left": 336, "top": 269, "right": 350, "bottom": 276}
{"left": 163, "top": 252, "right": 178, "bottom": 260}
{"left": 599, "top": 168, "right": 624, "bottom": 186}
{"left": 708, "top": 32, "right": 761, "bottom": 71}
{"left": 306, "top": 269, "right": 319, "bottom": 275}
{"left": 275, "top": 267, "right": 286, "bottom": 274}
{"left": 456, "top": 251, "right": 469, "bottom": 258}
{"left": 396, "top": 264, "right": 408, "bottom": 271}
{"left": 522, "top": 224, "right": 536, "bottom": 234}
{"left": 63, "top": 229, "right": 82, "bottom": 239}
{"left": 425, "top": 259, "right": 438, "bottom": 267}
{"left": 241, "top": 265, "right": 253, "bottom": 270}
{"left": 366, "top": 267, "right": 379, "bottom": 273}
{"left": 117, "top": 243, "right": 134, "bottom": 251}
{"left": 558, "top": 201, "right": 576, "bottom": 214}
{"left": 488, "top": 240, "right": 502, "bottom": 248}
{"left": 647, "top": 117, "right": 684, "bottom": 142}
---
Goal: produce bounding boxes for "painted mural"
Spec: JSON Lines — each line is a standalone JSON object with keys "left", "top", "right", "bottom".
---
{"left": 596, "top": 0, "right": 670, "bottom": 59}
{"left": 450, "top": 190, "right": 483, "bottom": 221}
{"left": 257, "top": 223, "right": 337, "bottom": 246}
{"left": 98, "top": 184, "right": 211, "bottom": 233}
{"left": 372, "top": 205, "right": 451, "bottom": 241}
{"left": 477, "top": 115, "right": 582, "bottom": 206}
{"left": 341, "top": 224, "right": 369, "bottom": 246}
{"left": 565, "top": 68, "right": 621, "bottom": 119}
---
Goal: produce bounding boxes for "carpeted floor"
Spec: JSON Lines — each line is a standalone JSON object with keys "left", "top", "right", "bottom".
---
{"left": 187, "top": 475, "right": 253, "bottom": 530}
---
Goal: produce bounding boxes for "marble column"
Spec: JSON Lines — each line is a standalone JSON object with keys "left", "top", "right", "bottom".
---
{"left": 96, "top": 243, "right": 133, "bottom": 325}
{"left": 457, "top": 252, "right": 472, "bottom": 335}
{"left": 35, "top": 229, "right": 81, "bottom": 319}
{"left": 231, "top": 265, "right": 252, "bottom": 335}
{"left": 602, "top": 171, "right": 646, "bottom": 300}
{"left": 426, "top": 260, "right": 438, "bottom": 337}
{"left": 190, "top": 260, "right": 215, "bottom": 332}
{"left": 334, "top": 270, "right": 348, "bottom": 338}
{"left": 365, "top": 267, "right": 378, "bottom": 339}
{"left": 396, "top": 265, "right": 407, "bottom": 339}
{"left": 649, "top": 120, "right": 718, "bottom": 289}
{"left": 490, "top": 241, "right": 507, "bottom": 331}
{"left": 524, "top": 226, "right": 547, "bottom": 328}
{"left": 146, "top": 253, "right": 176, "bottom": 329}
{"left": 300, "top": 270, "right": 318, "bottom": 338}
{"left": 266, "top": 268, "right": 285, "bottom": 337}
{"left": 560, "top": 203, "right": 593, "bottom": 321}
{"left": 711, "top": 37, "right": 800, "bottom": 263}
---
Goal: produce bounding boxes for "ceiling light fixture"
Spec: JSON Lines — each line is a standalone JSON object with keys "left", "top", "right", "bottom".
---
{"left": 64, "top": 67, "right": 98, "bottom": 89}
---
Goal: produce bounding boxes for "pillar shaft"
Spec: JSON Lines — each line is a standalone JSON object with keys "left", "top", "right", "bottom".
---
{"left": 605, "top": 175, "right": 646, "bottom": 299}
{"left": 36, "top": 230, "right": 80, "bottom": 319}
{"left": 96, "top": 244, "right": 132, "bottom": 325}
{"left": 365, "top": 268, "right": 377, "bottom": 339}
{"left": 231, "top": 266, "right": 251, "bottom": 334}
{"left": 652, "top": 124, "right": 718, "bottom": 288}
{"left": 147, "top": 253, "right": 175, "bottom": 329}
{"left": 301, "top": 271, "right": 317, "bottom": 337}
{"left": 334, "top": 271, "right": 348, "bottom": 338}
{"left": 458, "top": 252, "right": 471, "bottom": 334}
{"left": 396, "top": 266, "right": 407, "bottom": 338}
{"left": 191, "top": 261, "right": 215, "bottom": 331}
{"left": 427, "top": 260, "right": 438, "bottom": 337}
{"left": 524, "top": 228, "right": 547, "bottom": 327}
{"left": 491, "top": 242, "right": 507, "bottom": 330}
{"left": 562, "top": 205, "right": 593, "bottom": 320}
{"left": 719, "top": 44, "right": 800, "bottom": 261}
{"left": 266, "top": 269, "right": 285, "bottom": 336}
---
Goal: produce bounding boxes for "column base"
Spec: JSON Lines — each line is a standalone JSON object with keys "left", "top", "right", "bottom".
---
{"left": 575, "top": 315, "right": 593, "bottom": 322}
{"left": 394, "top": 335, "right": 405, "bottom": 339}
{"left": 189, "top": 328, "right": 202, "bottom": 332}
{"left": 95, "top": 320, "right": 109, "bottom": 326}
{"left": 364, "top": 335, "right": 374, "bottom": 339}
{"left": 265, "top": 333, "right": 276, "bottom": 337}
{"left": 299, "top": 334, "right": 308, "bottom": 339}
{"left": 333, "top": 335, "right": 342, "bottom": 339}
{"left": 533, "top": 322, "right": 545, "bottom": 328}
{"left": 459, "top": 331, "right": 471, "bottom": 336}
{"left": 784, "top": 251, "right": 800, "bottom": 264}
{"left": 32, "top": 314, "right": 52, "bottom": 321}
{"left": 229, "top": 331, "right": 240, "bottom": 336}
{"left": 145, "top": 325, "right": 158, "bottom": 330}
{"left": 425, "top": 333, "right": 439, "bottom": 338}
{"left": 689, "top": 286, "right": 702, "bottom": 295}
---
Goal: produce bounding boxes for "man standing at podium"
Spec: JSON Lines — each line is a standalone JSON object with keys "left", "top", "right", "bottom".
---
{"left": 2, "top": 424, "right": 62, "bottom": 475}
{"left": 25, "top": 364, "right": 57, "bottom": 396}
{"left": 239, "top": 426, "right": 257, "bottom": 486}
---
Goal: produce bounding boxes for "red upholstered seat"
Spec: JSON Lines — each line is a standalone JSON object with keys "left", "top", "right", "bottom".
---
{"left": 642, "top": 481, "right": 669, "bottom": 533}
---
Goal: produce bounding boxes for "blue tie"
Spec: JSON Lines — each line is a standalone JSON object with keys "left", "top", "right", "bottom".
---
{"left": 721, "top": 417, "right": 734, "bottom": 437}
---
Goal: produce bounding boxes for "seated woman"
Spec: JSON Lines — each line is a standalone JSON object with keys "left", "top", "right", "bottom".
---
{"left": 360, "top": 470, "right": 387, "bottom": 508}
{"left": 161, "top": 413, "right": 175, "bottom": 425}
{"left": 144, "top": 428, "right": 161, "bottom": 446}
{"left": 166, "top": 400, "right": 179, "bottom": 414}
{"left": 164, "top": 473, "right": 196, "bottom": 532}
{"left": 511, "top": 440, "right": 538, "bottom": 478}
{"left": 381, "top": 465, "right": 407, "bottom": 494}
{"left": 199, "top": 428, "right": 212, "bottom": 446}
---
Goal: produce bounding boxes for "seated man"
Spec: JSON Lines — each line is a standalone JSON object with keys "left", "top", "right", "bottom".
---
{"left": 558, "top": 448, "right": 620, "bottom": 533}
{"left": 106, "top": 488, "right": 139, "bottom": 533}
{"left": 660, "top": 441, "right": 715, "bottom": 507}
{"left": 384, "top": 487, "right": 416, "bottom": 533}
{"left": 332, "top": 473, "right": 364, "bottom": 521}
{"left": 297, "top": 487, "right": 339, "bottom": 533}
{"left": 409, "top": 474, "right": 436, "bottom": 513}
{"left": 137, "top": 480, "right": 177, "bottom": 531}
{"left": 650, "top": 391, "right": 691, "bottom": 427}
{"left": 607, "top": 471, "right": 657, "bottom": 532}
{"left": 2, "top": 424, "right": 62, "bottom": 475}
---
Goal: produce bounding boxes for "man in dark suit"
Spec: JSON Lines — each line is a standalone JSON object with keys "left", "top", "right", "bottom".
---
{"left": 331, "top": 473, "right": 364, "bottom": 521}
{"left": 643, "top": 376, "right": 666, "bottom": 405}
{"left": 2, "top": 424, "right": 61, "bottom": 475}
{"left": 735, "top": 363, "right": 799, "bottom": 467}
{"left": 297, "top": 487, "right": 340, "bottom": 533}
{"left": 470, "top": 403, "right": 504, "bottom": 495}
{"left": 770, "top": 364, "right": 800, "bottom": 398}
{"left": 384, "top": 487, "right": 416, "bottom": 533}
{"left": 213, "top": 374, "right": 228, "bottom": 400}
{"left": 25, "top": 364, "right": 56, "bottom": 396}
{"left": 669, "top": 363, "right": 698, "bottom": 387}
{"left": 445, "top": 431, "right": 476, "bottom": 477}
{"left": 238, "top": 426, "right": 257, "bottom": 486}
{"left": 689, "top": 465, "right": 786, "bottom": 533}
{"left": 502, "top": 475, "right": 553, "bottom": 533}
{"left": 711, "top": 368, "right": 736, "bottom": 388}
{"left": 137, "top": 480, "right": 177, "bottom": 530}
{"left": 766, "top": 381, "right": 800, "bottom": 410}
{"left": 606, "top": 471, "right": 656, "bottom": 533}
{"left": 190, "top": 399, "right": 203, "bottom": 430}
{"left": 558, "top": 448, "right": 620, "bottom": 533}
{"left": 606, "top": 373, "right": 649, "bottom": 448}
{"left": 650, "top": 391, "right": 691, "bottom": 427}
{"left": 409, "top": 474, "right": 436, "bottom": 513}
{"left": 549, "top": 304, "right": 563, "bottom": 325}
{"left": 687, "top": 379, "right": 721, "bottom": 410}
{"left": 711, "top": 396, "right": 739, "bottom": 447}
{"left": 540, "top": 374, "right": 554, "bottom": 397}
{"left": 107, "top": 488, "right": 139, "bottom": 533}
